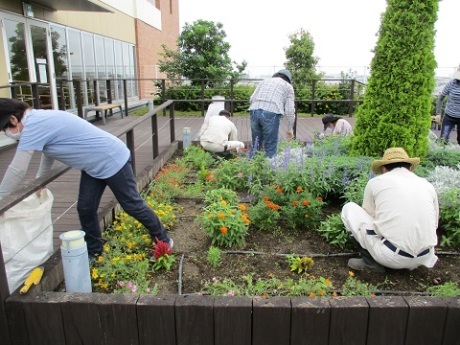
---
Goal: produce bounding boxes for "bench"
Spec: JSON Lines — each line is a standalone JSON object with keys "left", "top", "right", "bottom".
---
{"left": 84, "top": 103, "right": 123, "bottom": 125}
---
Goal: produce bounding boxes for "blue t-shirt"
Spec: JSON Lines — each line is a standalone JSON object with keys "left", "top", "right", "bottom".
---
{"left": 18, "top": 109, "right": 130, "bottom": 179}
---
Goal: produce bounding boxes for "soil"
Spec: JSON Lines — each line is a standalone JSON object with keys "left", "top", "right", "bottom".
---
{"left": 152, "top": 196, "right": 460, "bottom": 296}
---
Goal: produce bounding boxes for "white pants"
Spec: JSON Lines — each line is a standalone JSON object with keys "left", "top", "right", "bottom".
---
{"left": 200, "top": 140, "right": 244, "bottom": 153}
{"left": 341, "top": 202, "right": 438, "bottom": 270}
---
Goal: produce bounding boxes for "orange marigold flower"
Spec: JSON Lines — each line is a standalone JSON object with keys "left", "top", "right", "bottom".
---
{"left": 296, "top": 187, "right": 303, "bottom": 193}
{"left": 292, "top": 200, "right": 299, "bottom": 206}
{"left": 262, "top": 195, "right": 269, "bottom": 201}
{"left": 217, "top": 212, "right": 226, "bottom": 219}
{"left": 348, "top": 271, "right": 355, "bottom": 277}
{"left": 333, "top": 292, "right": 338, "bottom": 297}
{"left": 309, "top": 292, "right": 315, "bottom": 298}
{"left": 220, "top": 226, "right": 228, "bottom": 235}
{"left": 304, "top": 214, "right": 309, "bottom": 218}
{"left": 238, "top": 204, "right": 247, "bottom": 211}
{"left": 302, "top": 200, "right": 310, "bottom": 206}
{"left": 317, "top": 196, "right": 323, "bottom": 201}
{"left": 277, "top": 188, "right": 283, "bottom": 194}
{"left": 324, "top": 278, "right": 331, "bottom": 286}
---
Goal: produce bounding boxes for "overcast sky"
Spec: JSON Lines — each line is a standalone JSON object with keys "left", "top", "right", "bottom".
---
{"left": 179, "top": 0, "right": 459, "bottom": 78}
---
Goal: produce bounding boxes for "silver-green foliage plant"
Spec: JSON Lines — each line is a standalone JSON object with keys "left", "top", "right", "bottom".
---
{"left": 207, "top": 246, "right": 222, "bottom": 268}
{"left": 351, "top": 0, "right": 438, "bottom": 158}
{"left": 317, "top": 213, "right": 350, "bottom": 249}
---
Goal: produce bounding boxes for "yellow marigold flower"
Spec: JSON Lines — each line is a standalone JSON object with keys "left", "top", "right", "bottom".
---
{"left": 304, "top": 214, "right": 309, "bottom": 218}
{"left": 220, "top": 226, "right": 228, "bottom": 235}
{"left": 218, "top": 212, "right": 226, "bottom": 219}
{"left": 349, "top": 271, "right": 355, "bottom": 277}
{"left": 103, "top": 245, "right": 110, "bottom": 252}
{"left": 91, "top": 268, "right": 99, "bottom": 279}
{"left": 220, "top": 200, "right": 227, "bottom": 206}
{"left": 333, "top": 292, "right": 338, "bottom": 297}
{"left": 97, "top": 256, "right": 104, "bottom": 262}
{"left": 238, "top": 204, "right": 247, "bottom": 211}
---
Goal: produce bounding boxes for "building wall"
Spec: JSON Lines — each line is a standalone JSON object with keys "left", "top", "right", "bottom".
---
{"left": 136, "top": 0, "right": 179, "bottom": 99}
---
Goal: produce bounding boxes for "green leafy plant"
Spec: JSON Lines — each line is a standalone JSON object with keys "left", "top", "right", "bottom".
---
{"left": 207, "top": 246, "right": 222, "bottom": 268}
{"left": 426, "top": 281, "right": 460, "bottom": 297}
{"left": 282, "top": 189, "right": 325, "bottom": 230}
{"left": 286, "top": 255, "right": 314, "bottom": 274}
{"left": 247, "top": 196, "right": 281, "bottom": 232}
{"left": 341, "top": 271, "right": 377, "bottom": 296}
{"left": 317, "top": 213, "right": 350, "bottom": 249}
{"left": 199, "top": 198, "right": 250, "bottom": 248}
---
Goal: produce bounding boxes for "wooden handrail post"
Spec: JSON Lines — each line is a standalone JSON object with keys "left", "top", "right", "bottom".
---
{"left": 126, "top": 129, "right": 135, "bottom": 175}
{"left": 151, "top": 114, "right": 159, "bottom": 159}
{"left": 31, "top": 83, "right": 40, "bottom": 109}
{"left": 74, "top": 80, "right": 83, "bottom": 118}
{"left": 123, "top": 79, "right": 128, "bottom": 117}
{"left": 169, "top": 103, "right": 175, "bottom": 143}
{"left": 106, "top": 79, "right": 112, "bottom": 104}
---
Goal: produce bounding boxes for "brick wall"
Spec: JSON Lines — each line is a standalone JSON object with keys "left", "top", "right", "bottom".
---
{"left": 136, "top": 0, "right": 179, "bottom": 99}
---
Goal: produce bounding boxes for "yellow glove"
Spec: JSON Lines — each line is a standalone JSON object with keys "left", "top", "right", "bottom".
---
{"left": 20, "top": 266, "right": 44, "bottom": 294}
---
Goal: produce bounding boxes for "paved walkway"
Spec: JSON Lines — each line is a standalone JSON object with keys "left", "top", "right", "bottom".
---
{"left": 0, "top": 113, "right": 445, "bottom": 250}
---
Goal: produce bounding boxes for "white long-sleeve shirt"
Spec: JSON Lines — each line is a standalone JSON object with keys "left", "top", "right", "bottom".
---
{"left": 199, "top": 116, "right": 238, "bottom": 146}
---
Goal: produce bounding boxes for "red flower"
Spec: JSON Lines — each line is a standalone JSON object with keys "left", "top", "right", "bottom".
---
{"left": 154, "top": 237, "right": 172, "bottom": 259}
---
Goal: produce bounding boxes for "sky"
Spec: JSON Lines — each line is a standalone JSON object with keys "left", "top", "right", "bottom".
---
{"left": 179, "top": 0, "right": 460, "bottom": 78}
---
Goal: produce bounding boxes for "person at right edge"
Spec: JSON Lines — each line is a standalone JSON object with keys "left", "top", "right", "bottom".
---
{"left": 249, "top": 69, "right": 295, "bottom": 158}
{"left": 341, "top": 147, "right": 439, "bottom": 272}
{"left": 435, "top": 65, "right": 460, "bottom": 144}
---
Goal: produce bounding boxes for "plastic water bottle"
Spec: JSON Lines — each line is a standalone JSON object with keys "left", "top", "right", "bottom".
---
{"left": 60, "top": 230, "right": 92, "bottom": 292}
{"left": 183, "top": 127, "right": 192, "bottom": 149}
{"left": 148, "top": 99, "right": 154, "bottom": 112}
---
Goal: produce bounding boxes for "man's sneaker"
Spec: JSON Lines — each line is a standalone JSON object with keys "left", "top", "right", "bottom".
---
{"left": 348, "top": 258, "right": 385, "bottom": 273}
{"left": 168, "top": 238, "right": 174, "bottom": 249}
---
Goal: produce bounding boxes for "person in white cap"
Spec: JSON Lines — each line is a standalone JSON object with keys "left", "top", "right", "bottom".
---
{"left": 435, "top": 65, "right": 460, "bottom": 144}
{"left": 199, "top": 109, "right": 244, "bottom": 156}
{"left": 341, "top": 147, "right": 439, "bottom": 272}
{"left": 249, "top": 69, "right": 295, "bottom": 158}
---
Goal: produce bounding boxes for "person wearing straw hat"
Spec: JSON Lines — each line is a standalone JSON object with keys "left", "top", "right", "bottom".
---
{"left": 0, "top": 98, "right": 173, "bottom": 258}
{"left": 341, "top": 147, "right": 439, "bottom": 272}
{"left": 435, "top": 65, "right": 460, "bottom": 144}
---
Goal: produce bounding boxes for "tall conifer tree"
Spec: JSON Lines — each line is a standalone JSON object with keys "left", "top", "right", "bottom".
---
{"left": 351, "top": 0, "right": 438, "bottom": 158}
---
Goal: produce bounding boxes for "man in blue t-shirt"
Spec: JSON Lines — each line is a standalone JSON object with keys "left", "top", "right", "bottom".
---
{"left": 0, "top": 98, "right": 173, "bottom": 257}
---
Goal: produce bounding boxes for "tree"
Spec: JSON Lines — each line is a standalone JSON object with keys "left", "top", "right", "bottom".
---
{"left": 159, "top": 20, "right": 247, "bottom": 86}
{"left": 284, "top": 29, "right": 322, "bottom": 87}
{"left": 351, "top": 0, "right": 438, "bottom": 158}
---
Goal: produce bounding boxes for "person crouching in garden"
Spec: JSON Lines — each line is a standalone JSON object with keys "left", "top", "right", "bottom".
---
{"left": 199, "top": 110, "right": 245, "bottom": 157}
{"left": 341, "top": 147, "right": 439, "bottom": 272}
{"left": 321, "top": 113, "right": 353, "bottom": 137}
{"left": 0, "top": 98, "right": 173, "bottom": 258}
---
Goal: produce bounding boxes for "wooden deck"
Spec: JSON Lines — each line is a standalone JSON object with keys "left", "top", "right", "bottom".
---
{"left": 0, "top": 113, "right": 445, "bottom": 251}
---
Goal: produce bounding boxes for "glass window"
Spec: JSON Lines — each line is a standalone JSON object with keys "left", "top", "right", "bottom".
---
{"left": 95, "top": 35, "right": 106, "bottom": 103}
{"left": 4, "top": 19, "right": 28, "bottom": 82}
{"left": 50, "top": 25, "right": 70, "bottom": 109}
{"left": 82, "top": 32, "right": 96, "bottom": 104}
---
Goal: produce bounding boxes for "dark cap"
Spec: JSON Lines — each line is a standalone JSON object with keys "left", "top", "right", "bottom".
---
{"left": 219, "top": 109, "right": 230, "bottom": 117}
{"left": 322, "top": 113, "right": 341, "bottom": 131}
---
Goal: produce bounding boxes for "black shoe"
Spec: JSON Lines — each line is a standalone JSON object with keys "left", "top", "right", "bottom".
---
{"left": 348, "top": 258, "right": 385, "bottom": 273}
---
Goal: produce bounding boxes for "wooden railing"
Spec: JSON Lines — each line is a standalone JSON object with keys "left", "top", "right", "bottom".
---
{"left": 0, "top": 100, "right": 176, "bottom": 344}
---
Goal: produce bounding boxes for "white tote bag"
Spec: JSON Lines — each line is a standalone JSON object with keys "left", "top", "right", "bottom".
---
{"left": 0, "top": 189, "right": 54, "bottom": 293}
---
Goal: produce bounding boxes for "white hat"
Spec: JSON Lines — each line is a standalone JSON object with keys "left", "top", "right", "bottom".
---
{"left": 453, "top": 65, "right": 460, "bottom": 80}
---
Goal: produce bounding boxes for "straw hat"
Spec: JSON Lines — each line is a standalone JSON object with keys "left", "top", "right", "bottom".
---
{"left": 371, "top": 147, "right": 420, "bottom": 174}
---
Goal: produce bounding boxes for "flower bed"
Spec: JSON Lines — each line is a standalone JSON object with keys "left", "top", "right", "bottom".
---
{"left": 89, "top": 136, "right": 460, "bottom": 297}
